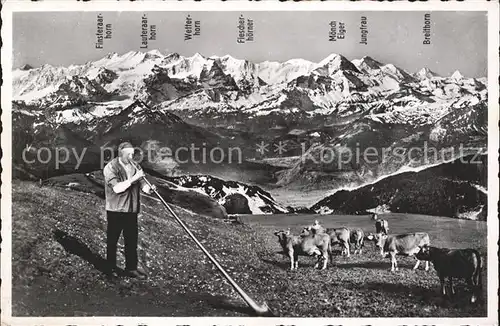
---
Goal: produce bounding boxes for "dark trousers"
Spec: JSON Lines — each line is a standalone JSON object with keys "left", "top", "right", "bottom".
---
{"left": 106, "top": 211, "right": 138, "bottom": 271}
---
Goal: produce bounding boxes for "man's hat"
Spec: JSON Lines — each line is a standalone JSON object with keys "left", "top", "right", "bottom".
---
{"left": 118, "top": 142, "right": 134, "bottom": 153}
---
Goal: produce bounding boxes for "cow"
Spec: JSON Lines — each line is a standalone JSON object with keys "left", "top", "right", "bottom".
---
{"left": 375, "top": 219, "right": 389, "bottom": 235}
{"left": 274, "top": 229, "right": 330, "bottom": 270}
{"left": 369, "top": 232, "right": 431, "bottom": 272}
{"left": 416, "top": 245, "right": 482, "bottom": 303}
{"left": 303, "top": 223, "right": 351, "bottom": 258}
{"left": 325, "top": 228, "right": 351, "bottom": 258}
{"left": 349, "top": 228, "right": 365, "bottom": 254}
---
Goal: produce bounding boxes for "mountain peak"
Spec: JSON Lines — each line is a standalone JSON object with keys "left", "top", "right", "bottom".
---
{"left": 188, "top": 53, "right": 208, "bottom": 67}
{"left": 362, "top": 56, "right": 383, "bottom": 66}
{"left": 165, "top": 52, "right": 180, "bottom": 59}
{"left": 40, "top": 63, "right": 54, "bottom": 70}
{"left": 104, "top": 52, "right": 118, "bottom": 59}
{"left": 219, "top": 54, "right": 245, "bottom": 64}
{"left": 191, "top": 52, "right": 205, "bottom": 60}
{"left": 451, "top": 70, "right": 464, "bottom": 80}
{"left": 353, "top": 56, "right": 383, "bottom": 70}
{"left": 147, "top": 49, "right": 162, "bottom": 56}
{"left": 20, "top": 64, "right": 34, "bottom": 71}
{"left": 317, "top": 53, "right": 343, "bottom": 66}
{"left": 416, "top": 67, "right": 439, "bottom": 79}
{"left": 379, "top": 63, "right": 416, "bottom": 82}
{"left": 315, "top": 53, "right": 359, "bottom": 75}
{"left": 143, "top": 49, "right": 163, "bottom": 61}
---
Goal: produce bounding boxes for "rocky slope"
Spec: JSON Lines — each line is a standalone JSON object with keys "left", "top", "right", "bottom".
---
{"left": 164, "top": 174, "right": 289, "bottom": 214}
{"left": 11, "top": 181, "right": 274, "bottom": 317}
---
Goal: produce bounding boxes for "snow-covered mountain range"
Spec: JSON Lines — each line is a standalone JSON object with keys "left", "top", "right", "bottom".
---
{"left": 12, "top": 51, "right": 488, "bottom": 218}
{"left": 13, "top": 51, "right": 486, "bottom": 128}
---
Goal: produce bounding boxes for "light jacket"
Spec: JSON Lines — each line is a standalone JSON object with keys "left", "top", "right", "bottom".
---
{"left": 103, "top": 157, "right": 146, "bottom": 213}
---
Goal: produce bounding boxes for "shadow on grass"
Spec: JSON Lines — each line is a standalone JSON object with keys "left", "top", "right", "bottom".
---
{"left": 261, "top": 257, "right": 321, "bottom": 270}
{"left": 187, "top": 292, "right": 277, "bottom": 317}
{"left": 53, "top": 229, "right": 121, "bottom": 277}
{"left": 341, "top": 281, "right": 483, "bottom": 309}
{"left": 347, "top": 281, "right": 432, "bottom": 294}
{"left": 260, "top": 258, "right": 291, "bottom": 270}
{"left": 334, "top": 261, "right": 389, "bottom": 269}
{"left": 341, "top": 280, "right": 445, "bottom": 304}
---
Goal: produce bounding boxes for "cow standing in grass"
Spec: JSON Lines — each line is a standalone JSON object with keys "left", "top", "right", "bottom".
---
{"left": 416, "top": 245, "right": 482, "bottom": 303}
{"left": 349, "top": 228, "right": 365, "bottom": 255}
{"left": 368, "top": 232, "right": 430, "bottom": 272}
{"left": 328, "top": 228, "right": 351, "bottom": 257}
{"left": 274, "top": 230, "right": 330, "bottom": 270}
{"left": 303, "top": 222, "right": 351, "bottom": 258}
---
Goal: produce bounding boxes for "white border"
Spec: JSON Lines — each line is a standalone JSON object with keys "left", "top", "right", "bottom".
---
{"left": 1, "top": 1, "right": 498, "bottom": 326}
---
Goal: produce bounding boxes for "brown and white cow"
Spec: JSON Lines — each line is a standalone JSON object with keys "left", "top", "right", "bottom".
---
{"left": 416, "top": 245, "right": 482, "bottom": 303}
{"left": 327, "top": 227, "right": 351, "bottom": 258}
{"left": 349, "top": 228, "right": 365, "bottom": 254}
{"left": 303, "top": 223, "right": 351, "bottom": 258}
{"left": 274, "top": 229, "right": 330, "bottom": 270}
{"left": 369, "top": 232, "right": 431, "bottom": 272}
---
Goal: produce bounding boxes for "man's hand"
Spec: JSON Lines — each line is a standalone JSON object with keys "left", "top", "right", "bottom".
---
{"left": 131, "top": 169, "right": 145, "bottom": 183}
{"left": 142, "top": 184, "right": 157, "bottom": 194}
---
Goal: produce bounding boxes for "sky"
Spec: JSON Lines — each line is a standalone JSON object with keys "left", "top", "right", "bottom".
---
{"left": 13, "top": 11, "right": 487, "bottom": 77}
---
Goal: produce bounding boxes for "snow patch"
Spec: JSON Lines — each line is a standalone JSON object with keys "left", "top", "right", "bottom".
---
{"left": 366, "top": 204, "right": 391, "bottom": 214}
{"left": 221, "top": 185, "right": 270, "bottom": 215}
{"left": 472, "top": 184, "right": 487, "bottom": 195}
{"left": 456, "top": 205, "right": 484, "bottom": 220}
{"left": 317, "top": 206, "right": 334, "bottom": 215}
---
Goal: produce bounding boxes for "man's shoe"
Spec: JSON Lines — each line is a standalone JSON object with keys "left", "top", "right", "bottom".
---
{"left": 125, "top": 270, "right": 146, "bottom": 279}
